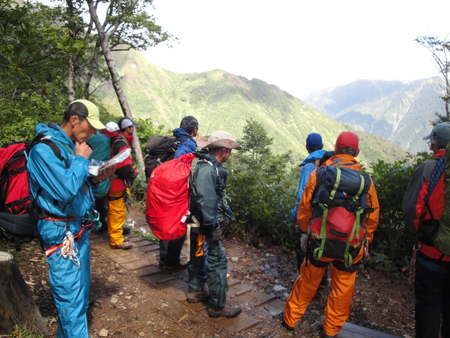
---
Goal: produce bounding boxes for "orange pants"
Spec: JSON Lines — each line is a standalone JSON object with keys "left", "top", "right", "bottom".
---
{"left": 107, "top": 190, "right": 126, "bottom": 246}
{"left": 283, "top": 259, "right": 357, "bottom": 336}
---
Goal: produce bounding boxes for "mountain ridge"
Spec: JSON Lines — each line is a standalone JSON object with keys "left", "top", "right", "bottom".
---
{"left": 95, "top": 50, "right": 407, "bottom": 166}
{"left": 305, "top": 77, "right": 446, "bottom": 154}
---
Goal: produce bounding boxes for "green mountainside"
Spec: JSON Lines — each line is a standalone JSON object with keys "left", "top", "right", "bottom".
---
{"left": 305, "top": 78, "right": 446, "bottom": 154}
{"left": 96, "top": 50, "right": 406, "bottom": 166}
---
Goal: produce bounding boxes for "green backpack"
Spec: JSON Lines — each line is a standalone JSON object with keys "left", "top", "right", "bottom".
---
{"left": 434, "top": 151, "right": 450, "bottom": 255}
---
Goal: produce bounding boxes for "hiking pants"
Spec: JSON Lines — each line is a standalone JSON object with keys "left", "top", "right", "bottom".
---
{"left": 160, "top": 235, "right": 186, "bottom": 266}
{"left": 38, "top": 219, "right": 90, "bottom": 338}
{"left": 415, "top": 253, "right": 450, "bottom": 338}
{"left": 107, "top": 190, "right": 126, "bottom": 246}
{"left": 94, "top": 195, "right": 108, "bottom": 232}
{"left": 188, "top": 226, "right": 228, "bottom": 310}
{"left": 283, "top": 254, "right": 357, "bottom": 336}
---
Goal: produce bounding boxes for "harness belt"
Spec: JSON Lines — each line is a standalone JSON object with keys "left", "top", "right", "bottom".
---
{"left": 40, "top": 210, "right": 76, "bottom": 222}
{"left": 44, "top": 227, "right": 85, "bottom": 258}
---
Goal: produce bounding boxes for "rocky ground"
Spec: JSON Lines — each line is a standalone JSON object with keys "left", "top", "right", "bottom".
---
{"left": 1, "top": 209, "right": 415, "bottom": 337}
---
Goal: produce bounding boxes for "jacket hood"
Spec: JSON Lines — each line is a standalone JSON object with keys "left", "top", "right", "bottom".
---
{"left": 119, "top": 131, "right": 133, "bottom": 146}
{"left": 103, "top": 129, "right": 120, "bottom": 139}
{"left": 299, "top": 149, "right": 327, "bottom": 167}
{"left": 194, "top": 148, "right": 220, "bottom": 165}
{"left": 172, "top": 128, "right": 192, "bottom": 139}
{"left": 35, "top": 122, "right": 74, "bottom": 148}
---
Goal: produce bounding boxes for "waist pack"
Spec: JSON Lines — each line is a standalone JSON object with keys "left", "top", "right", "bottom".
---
{"left": 309, "top": 161, "right": 373, "bottom": 267}
{"left": 0, "top": 134, "right": 68, "bottom": 250}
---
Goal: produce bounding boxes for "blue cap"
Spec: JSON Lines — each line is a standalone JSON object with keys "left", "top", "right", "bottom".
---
{"left": 306, "top": 133, "right": 323, "bottom": 151}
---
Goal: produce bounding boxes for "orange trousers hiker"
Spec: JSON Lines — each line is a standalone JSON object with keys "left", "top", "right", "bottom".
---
{"left": 283, "top": 254, "right": 359, "bottom": 336}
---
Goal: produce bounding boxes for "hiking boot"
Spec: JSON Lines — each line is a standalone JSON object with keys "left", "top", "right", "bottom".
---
{"left": 110, "top": 241, "right": 132, "bottom": 250}
{"left": 187, "top": 291, "right": 209, "bottom": 303}
{"left": 281, "top": 320, "right": 295, "bottom": 331}
{"left": 207, "top": 305, "right": 241, "bottom": 318}
{"left": 159, "top": 259, "right": 188, "bottom": 270}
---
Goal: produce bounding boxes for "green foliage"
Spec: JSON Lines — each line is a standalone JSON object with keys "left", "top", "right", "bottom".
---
{"left": 135, "top": 117, "right": 168, "bottom": 149}
{"left": 226, "top": 119, "right": 296, "bottom": 248}
{"left": 10, "top": 324, "right": 45, "bottom": 338}
{"left": 369, "top": 152, "right": 432, "bottom": 272}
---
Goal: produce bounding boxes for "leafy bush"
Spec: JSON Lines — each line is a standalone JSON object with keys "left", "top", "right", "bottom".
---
{"left": 225, "top": 119, "right": 297, "bottom": 249}
{"left": 225, "top": 118, "right": 434, "bottom": 274}
{"left": 369, "top": 152, "right": 431, "bottom": 272}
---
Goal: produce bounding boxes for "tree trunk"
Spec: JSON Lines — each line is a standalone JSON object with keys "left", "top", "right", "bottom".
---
{"left": 0, "top": 251, "right": 47, "bottom": 335}
{"left": 86, "top": 0, "right": 144, "bottom": 172}
{"left": 68, "top": 54, "right": 75, "bottom": 101}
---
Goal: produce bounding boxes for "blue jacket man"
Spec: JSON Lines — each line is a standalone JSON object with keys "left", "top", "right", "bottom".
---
{"left": 27, "top": 100, "right": 114, "bottom": 338}
{"left": 172, "top": 116, "right": 198, "bottom": 158}
{"left": 159, "top": 116, "right": 199, "bottom": 270}
{"left": 291, "top": 133, "right": 326, "bottom": 270}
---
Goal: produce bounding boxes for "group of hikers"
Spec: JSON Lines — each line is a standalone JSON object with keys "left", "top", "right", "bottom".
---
{"left": 23, "top": 99, "right": 450, "bottom": 338}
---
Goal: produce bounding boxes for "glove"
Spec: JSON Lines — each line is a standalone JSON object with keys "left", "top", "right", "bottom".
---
{"left": 300, "top": 233, "right": 308, "bottom": 252}
{"left": 364, "top": 241, "right": 370, "bottom": 260}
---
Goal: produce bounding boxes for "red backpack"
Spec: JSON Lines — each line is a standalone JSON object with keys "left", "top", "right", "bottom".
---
{"left": 146, "top": 153, "right": 197, "bottom": 240}
{"left": 0, "top": 135, "right": 68, "bottom": 250}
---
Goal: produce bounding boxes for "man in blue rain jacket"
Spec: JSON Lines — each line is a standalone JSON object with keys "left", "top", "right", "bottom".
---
{"left": 27, "top": 100, "right": 114, "bottom": 338}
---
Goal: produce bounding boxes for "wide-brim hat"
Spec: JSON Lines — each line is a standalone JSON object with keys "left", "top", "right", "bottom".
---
{"left": 197, "top": 131, "right": 242, "bottom": 150}
{"left": 67, "top": 100, "right": 105, "bottom": 130}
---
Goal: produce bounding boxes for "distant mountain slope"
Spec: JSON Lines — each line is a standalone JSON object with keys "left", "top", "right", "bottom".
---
{"left": 305, "top": 78, "right": 446, "bottom": 154}
{"left": 95, "top": 50, "right": 406, "bottom": 166}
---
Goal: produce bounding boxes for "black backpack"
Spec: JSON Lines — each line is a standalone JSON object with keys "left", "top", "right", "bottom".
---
{"left": 144, "top": 136, "right": 187, "bottom": 180}
{"left": 0, "top": 134, "right": 68, "bottom": 250}
{"left": 309, "top": 161, "right": 373, "bottom": 267}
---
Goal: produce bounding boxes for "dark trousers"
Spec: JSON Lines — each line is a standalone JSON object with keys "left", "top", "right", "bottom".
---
{"left": 94, "top": 196, "right": 108, "bottom": 232}
{"left": 159, "top": 236, "right": 185, "bottom": 266}
{"left": 415, "top": 252, "right": 450, "bottom": 338}
{"left": 188, "top": 226, "right": 228, "bottom": 310}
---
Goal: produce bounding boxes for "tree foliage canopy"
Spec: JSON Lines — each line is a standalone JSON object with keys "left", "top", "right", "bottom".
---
{"left": 416, "top": 35, "right": 450, "bottom": 122}
{"left": 0, "top": 0, "right": 172, "bottom": 146}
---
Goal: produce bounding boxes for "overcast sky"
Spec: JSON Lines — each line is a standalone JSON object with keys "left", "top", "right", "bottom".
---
{"left": 144, "top": 0, "right": 450, "bottom": 99}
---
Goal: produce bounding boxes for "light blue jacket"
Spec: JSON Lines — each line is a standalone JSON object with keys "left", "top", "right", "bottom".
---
{"left": 27, "top": 122, "right": 95, "bottom": 338}
{"left": 27, "top": 123, "right": 95, "bottom": 220}
{"left": 291, "top": 149, "right": 327, "bottom": 223}
{"left": 173, "top": 128, "right": 197, "bottom": 159}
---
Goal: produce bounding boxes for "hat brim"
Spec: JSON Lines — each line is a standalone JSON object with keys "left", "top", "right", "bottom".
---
{"left": 198, "top": 136, "right": 242, "bottom": 150}
{"left": 87, "top": 117, "right": 105, "bottom": 130}
{"left": 423, "top": 134, "right": 432, "bottom": 140}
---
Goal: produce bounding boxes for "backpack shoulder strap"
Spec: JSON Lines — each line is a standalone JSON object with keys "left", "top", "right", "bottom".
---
{"left": 28, "top": 134, "right": 69, "bottom": 169}
{"left": 425, "top": 155, "right": 445, "bottom": 203}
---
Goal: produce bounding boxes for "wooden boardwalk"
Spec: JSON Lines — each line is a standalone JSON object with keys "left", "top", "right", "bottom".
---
{"left": 89, "top": 231, "right": 401, "bottom": 337}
